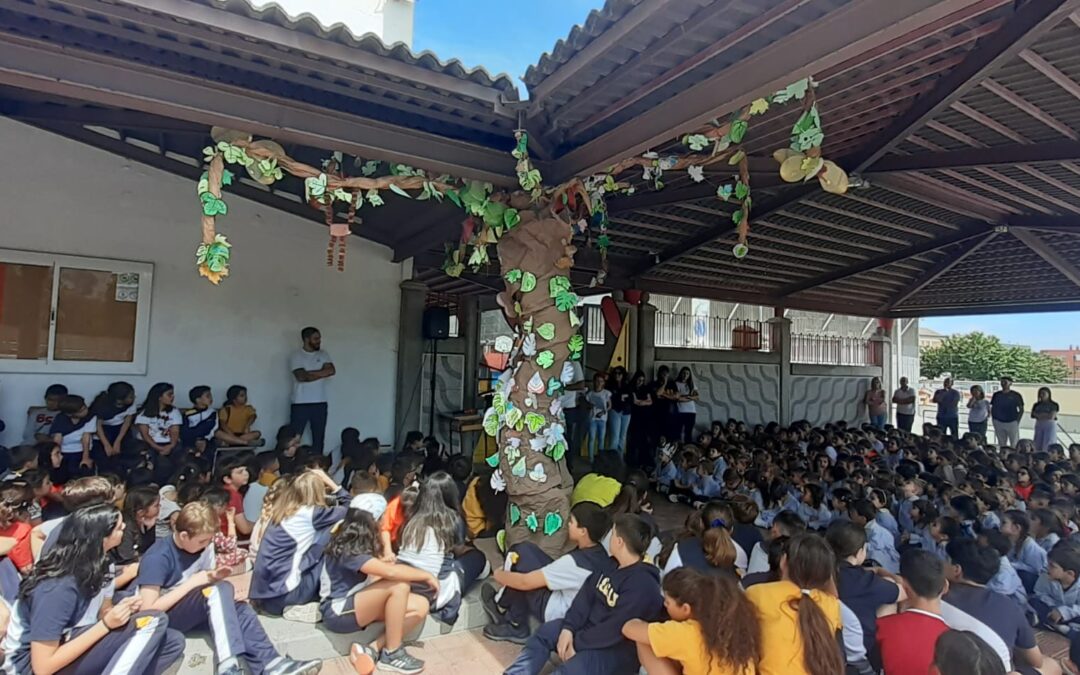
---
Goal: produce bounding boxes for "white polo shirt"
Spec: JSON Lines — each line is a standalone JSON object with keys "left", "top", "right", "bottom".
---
{"left": 291, "top": 348, "right": 332, "bottom": 404}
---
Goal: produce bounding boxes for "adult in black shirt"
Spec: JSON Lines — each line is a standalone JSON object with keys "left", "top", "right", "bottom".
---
{"left": 626, "top": 371, "right": 654, "bottom": 469}
{"left": 649, "top": 366, "right": 676, "bottom": 446}
{"left": 606, "top": 367, "right": 632, "bottom": 455}
{"left": 990, "top": 377, "right": 1024, "bottom": 449}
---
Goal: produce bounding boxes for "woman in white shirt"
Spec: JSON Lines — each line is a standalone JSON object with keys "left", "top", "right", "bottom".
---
{"left": 135, "top": 382, "right": 182, "bottom": 482}
{"left": 673, "top": 367, "right": 699, "bottom": 444}
{"left": 967, "top": 385, "right": 991, "bottom": 440}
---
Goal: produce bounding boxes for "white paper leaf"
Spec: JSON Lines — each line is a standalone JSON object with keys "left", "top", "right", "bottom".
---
{"left": 522, "top": 333, "right": 537, "bottom": 357}
{"left": 560, "top": 361, "right": 575, "bottom": 385}
{"left": 494, "top": 336, "right": 513, "bottom": 353}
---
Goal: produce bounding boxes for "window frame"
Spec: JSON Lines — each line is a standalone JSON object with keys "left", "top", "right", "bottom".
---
{"left": 0, "top": 248, "right": 153, "bottom": 375}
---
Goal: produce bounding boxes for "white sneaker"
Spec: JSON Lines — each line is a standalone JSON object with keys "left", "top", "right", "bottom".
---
{"left": 282, "top": 602, "right": 322, "bottom": 624}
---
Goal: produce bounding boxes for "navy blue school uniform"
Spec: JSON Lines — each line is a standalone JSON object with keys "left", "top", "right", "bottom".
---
{"left": 49, "top": 413, "right": 95, "bottom": 480}
{"left": 250, "top": 488, "right": 350, "bottom": 615}
{"left": 92, "top": 400, "right": 138, "bottom": 471}
{"left": 137, "top": 536, "right": 281, "bottom": 673}
{"left": 1, "top": 575, "right": 183, "bottom": 675}
{"left": 496, "top": 542, "right": 616, "bottom": 626}
{"left": 180, "top": 408, "right": 218, "bottom": 448}
{"left": 733, "top": 522, "right": 763, "bottom": 560}
{"left": 662, "top": 536, "right": 746, "bottom": 577}
{"left": 504, "top": 561, "right": 664, "bottom": 675}
{"left": 318, "top": 551, "right": 377, "bottom": 633}
{"left": 836, "top": 561, "right": 900, "bottom": 664}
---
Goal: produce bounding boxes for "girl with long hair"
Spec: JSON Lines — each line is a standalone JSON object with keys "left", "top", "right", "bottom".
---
{"left": 217, "top": 384, "right": 262, "bottom": 447}
{"left": 91, "top": 381, "right": 137, "bottom": 473}
{"left": 2, "top": 504, "right": 185, "bottom": 675}
{"left": 111, "top": 485, "right": 160, "bottom": 568}
{"left": 134, "top": 383, "right": 181, "bottom": 482}
{"left": 672, "top": 367, "right": 699, "bottom": 444}
{"left": 606, "top": 366, "right": 632, "bottom": 454}
{"left": 1030, "top": 507, "right": 1066, "bottom": 553}
{"left": 250, "top": 468, "right": 350, "bottom": 617}
{"left": 745, "top": 533, "right": 844, "bottom": 675}
{"left": 320, "top": 493, "right": 436, "bottom": 674}
{"left": 627, "top": 370, "right": 655, "bottom": 469}
{"left": 1032, "top": 387, "right": 1060, "bottom": 453}
{"left": 623, "top": 567, "right": 762, "bottom": 675}
{"left": 661, "top": 501, "right": 746, "bottom": 577}
{"left": 396, "top": 472, "right": 488, "bottom": 621}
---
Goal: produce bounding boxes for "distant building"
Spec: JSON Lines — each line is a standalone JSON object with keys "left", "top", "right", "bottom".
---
{"left": 252, "top": 0, "right": 416, "bottom": 46}
{"left": 1041, "top": 346, "right": 1080, "bottom": 379}
{"left": 919, "top": 326, "right": 946, "bottom": 350}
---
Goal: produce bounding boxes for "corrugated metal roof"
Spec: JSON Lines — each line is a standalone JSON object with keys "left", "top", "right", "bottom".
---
{"left": 198, "top": 0, "right": 520, "bottom": 98}
{"left": 523, "top": 0, "right": 642, "bottom": 88}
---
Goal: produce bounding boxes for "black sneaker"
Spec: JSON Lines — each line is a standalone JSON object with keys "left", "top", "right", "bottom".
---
{"left": 378, "top": 647, "right": 424, "bottom": 674}
{"left": 483, "top": 621, "right": 530, "bottom": 645}
{"left": 480, "top": 583, "right": 505, "bottom": 625}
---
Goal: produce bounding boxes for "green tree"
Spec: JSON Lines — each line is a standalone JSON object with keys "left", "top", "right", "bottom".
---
{"left": 920, "top": 332, "right": 1069, "bottom": 383}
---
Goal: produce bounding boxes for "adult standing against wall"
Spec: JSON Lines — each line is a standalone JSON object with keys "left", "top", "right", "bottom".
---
{"left": 672, "top": 367, "right": 699, "bottom": 443}
{"left": 990, "top": 377, "right": 1024, "bottom": 449}
{"left": 932, "top": 378, "right": 960, "bottom": 438}
{"left": 650, "top": 366, "right": 675, "bottom": 445}
{"left": 966, "top": 385, "right": 991, "bottom": 440}
{"left": 864, "top": 377, "right": 887, "bottom": 430}
{"left": 892, "top": 377, "right": 917, "bottom": 433}
{"left": 1031, "top": 387, "right": 1059, "bottom": 453}
{"left": 559, "top": 359, "right": 586, "bottom": 472}
{"left": 289, "top": 326, "right": 335, "bottom": 455}
{"left": 606, "top": 366, "right": 631, "bottom": 454}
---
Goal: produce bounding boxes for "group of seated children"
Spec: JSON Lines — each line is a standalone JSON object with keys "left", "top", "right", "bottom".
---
{"left": 22, "top": 381, "right": 263, "bottom": 487}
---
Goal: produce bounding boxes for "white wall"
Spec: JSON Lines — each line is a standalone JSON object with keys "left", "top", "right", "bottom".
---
{"left": 254, "top": 0, "right": 415, "bottom": 46}
{"left": 0, "top": 118, "right": 404, "bottom": 448}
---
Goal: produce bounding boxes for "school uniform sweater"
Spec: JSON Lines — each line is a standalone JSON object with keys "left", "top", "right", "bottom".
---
{"left": 1008, "top": 537, "right": 1048, "bottom": 576}
{"left": 561, "top": 561, "right": 663, "bottom": 652}
{"left": 1033, "top": 574, "right": 1080, "bottom": 622}
{"left": 250, "top": 488, "right": 350, "bottom": 600}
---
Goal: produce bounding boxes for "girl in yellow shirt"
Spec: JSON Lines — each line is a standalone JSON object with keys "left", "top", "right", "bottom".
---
{"left": 622, "top": 567, "right": 762, "bottom": 675}
{"left": 744, "top": 534, "right": 844, "bottom": 675}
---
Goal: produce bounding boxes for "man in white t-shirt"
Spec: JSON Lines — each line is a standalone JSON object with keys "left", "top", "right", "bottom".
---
{"left": 892, "top": 376, "right": 917, "bottom": 433}
{"left": 289, "top": 326, "right": 335, "bottom": 455}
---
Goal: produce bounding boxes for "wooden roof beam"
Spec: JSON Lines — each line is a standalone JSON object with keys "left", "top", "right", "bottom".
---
{"left": 880, "top": 232, "right": 999, "bottom": 311}
{"left": 854, "top": 0, "right": 1080, "bottom": 172}
{"left": 775, "top": 223, "right": 996, "bottom": 298}
{"left": 868, "top": 140, "right": 1080, "bottom": 172}
{"left": 1011, "top": 227, "right": 1080, "bottom": 291}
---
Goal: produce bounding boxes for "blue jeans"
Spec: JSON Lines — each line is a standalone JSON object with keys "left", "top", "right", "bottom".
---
{"left": 937, "top": 415, "right": 959, "bottom": 438}
{"left": 503, "top": 619, "right": 640, "bottom": 675}
{"left": 870, "top": 414, "right": 886, "bottom": 430}
{"left": 606, "top": 411, "right": 630, "bottom": 454}
{"left": 587, "top": 418, "right": 606, "bottom": 462}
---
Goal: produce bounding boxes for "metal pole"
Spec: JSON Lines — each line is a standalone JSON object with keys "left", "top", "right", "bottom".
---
{"left": 428, "top": 339, "right": 438, "bottom": 437}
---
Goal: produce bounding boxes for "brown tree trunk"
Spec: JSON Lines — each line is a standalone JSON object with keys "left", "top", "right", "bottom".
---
{"left": 489, "top": 209, "right": 577, "bottom": 558}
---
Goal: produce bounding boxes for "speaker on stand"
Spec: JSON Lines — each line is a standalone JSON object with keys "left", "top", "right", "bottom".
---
{"left": 422, "top": 307, "right": 451, "bottom": 437}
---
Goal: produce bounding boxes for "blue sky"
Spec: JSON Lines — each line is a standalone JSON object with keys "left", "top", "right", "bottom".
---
{"left": 411, "top": 3, "right": 1079, "bottom": 352}
{"left": 412, "top": 0, "right": 605, "bottom": 94}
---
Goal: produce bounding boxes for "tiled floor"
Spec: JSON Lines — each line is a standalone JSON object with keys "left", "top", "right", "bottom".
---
{"left": 314, "top": 631, "right": 526, "bottom": 674}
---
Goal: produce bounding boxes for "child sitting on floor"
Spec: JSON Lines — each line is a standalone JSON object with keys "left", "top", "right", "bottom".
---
{"left": 137, "top": 501, "right": 319, "bottom": 675}
{"left": 622, "top": 567, "right": 762, "bottom": 675}
{"left": 23, "top": 383, "right": 66, "bottom": 444}
{"left": 217, "top": 384, "right": 262, "bottom": 447}
{"left": 481, "top": 501, "right": 614, "bottom": 644}
{"left": 1032, "top": 542, "right": 1080, "bottom": 636}
{"left": 502, "top": 514, "right": 664, "bottom": 675}
{"left": 875, "top": 548, "right": 950, "bottom": 675}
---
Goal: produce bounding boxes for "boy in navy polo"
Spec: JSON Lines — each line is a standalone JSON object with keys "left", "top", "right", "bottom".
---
{"left": 136, "top": 501, "right": 320, "bottom": 675}
{"left": 503, "top": 514, "right": 663, "bottom": 675}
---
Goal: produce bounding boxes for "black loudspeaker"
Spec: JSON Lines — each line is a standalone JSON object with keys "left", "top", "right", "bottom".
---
{"left": 422, "top": 307, "right": 450, "bottom": 340}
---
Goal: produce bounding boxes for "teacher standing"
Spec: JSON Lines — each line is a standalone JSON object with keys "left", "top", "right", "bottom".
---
{"left": 990, "top": 376, "right": 1024, "bottom": 449}
{"left": 931, "top": 378, "right": 960, "bottom": 438}
{"left": 289, "top": 326, "right": 335, "bottom": 455}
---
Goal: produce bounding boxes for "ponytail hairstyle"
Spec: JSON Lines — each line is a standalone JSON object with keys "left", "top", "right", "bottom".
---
{"left": 783, "top": 534, "right": 844, "bottom": 675}
{"left": 662, "top": 568, "right": 762, "bottom": 673}
{"left": 1003, "top": 509, "right": 1031, "bottom": 556}
{"left": 700, "top": 501, "right": 737, "bottom": 570}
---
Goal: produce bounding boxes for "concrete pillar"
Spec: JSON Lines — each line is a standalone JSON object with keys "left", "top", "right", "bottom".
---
{"left": 461, "top": 295, "right": 480, "bottom": 410}
{"left": 872, "top": 332, "right": 894, "bottom": 394}
{"left": 768, "top": 316, "right": 793, "bottom": 425}
{"left": 638, "top": 302, "right": 657, "bottom": 378}
{"left": 394, "top": 279, "right": 427, "bottom": 443}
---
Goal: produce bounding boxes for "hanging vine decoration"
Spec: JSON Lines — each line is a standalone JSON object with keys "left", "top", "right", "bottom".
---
{"left": 191, "top": 77, "right": 844, "bottom": 282}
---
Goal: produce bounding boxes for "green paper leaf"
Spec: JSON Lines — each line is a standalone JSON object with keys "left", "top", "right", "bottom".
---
{"left": 505, "top": 407, "right": 523, "bottom": 431}
{"left": 486, "top": 453, "right": 500, "bottom": 468}
{"left": 481, "top": 201, "right": 506, "bottom": 227}
{"left": 366, "top": 189, "right": 384, "bottom": 207}
{"left": 492, "top": 392, "right": 506, "bottom": 415}
{"left": 550, "top": 441, "right": 566, "bottom": 462}
{"left": 509, "top": 503, "right": 521, "bottom": 526}
{"left": 503, "top": 208, "right": 521, "bottom": 230}
{"left": 548, "top": 276, "right": 572, "bottom": 298}
{"left": 729, "top": 119, "right": 748, "bottom": 144}
{"left": 525, "top": 413, "right": 546, "bottom": 434}
{"left": 732, "top": 242, "right": 749, "bottom": 259}
{"left": 221, "top": 169, "right": 234, "bottom": 186}
{"left": 360, "top": 160, "right": 379, "bottom": 177}
{"left": 732, "top": 210, "right": 744, "bottom": 225}
{"left": 568, "top": 311, "right": 582, "bottom": 329}
{"left": 543, "top": 512, "right": 563, "bottom": 536}
{"left": 520, "top": 272, "right": 537, "bottom": 293}
{"left": 388, "top": 184, "right": 411, "bottom": 199}
{"left": 546, "top": 378, "right": 563, "bottom": 396}
{"left": 483, "top": 410, "right": 500, "bottom": 437}
{"left": 568, "top": 335, "right": 585, "bottom": 353}
{"left": 554, "top": 291, "right": 579, "bottom": 312}
{"left": 536, "top": 350, "right": 555, "bottom": 369}
{"left": 445, "top": 189, "right": 462, "bottom": 208}
{"left": 505, "top": 269, "right": 523, "bottom": 284}
{"left": 496, "top": 529, "right": 507, "bottom": 553}
{"left": 525, "top": 512, "right": 539, "bottom": 532}
{"left": 749, "top": 98, "right": 770, "bottom": 115}
{"left": 536, "top": 323, "right": 556, "bottom": 341}
{"left": 729, "top": 150, "right": 747, "bottom": 165}
{"left": 597, "top": 233, "right": 610, "bottom": 249}
{"left": 716, "top": 184, "right": 733, "bottom": 201}
{"left": 511, "top": 456, "right": 527, "bottom": 478}
{"left": 684, "top": 133, "right": 710, "bottom": 151}
{"left": 735, "top": 181, "right": 749, "bottom": 200}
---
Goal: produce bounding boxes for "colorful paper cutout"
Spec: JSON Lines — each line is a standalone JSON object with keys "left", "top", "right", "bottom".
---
{"left": 543, "top": 512, "right": 563, "bottom": 536}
